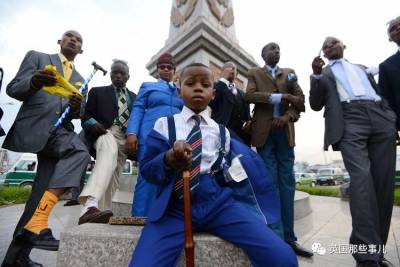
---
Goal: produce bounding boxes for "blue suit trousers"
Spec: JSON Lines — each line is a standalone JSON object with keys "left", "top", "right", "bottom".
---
{"left": 130, "top": 174, "right": 297, "bottom": 267}
{"left": 257, "top": 129, "right": 297, "bottom": 242}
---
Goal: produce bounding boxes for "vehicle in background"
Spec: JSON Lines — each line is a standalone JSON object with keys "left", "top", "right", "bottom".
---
{"left": 2, "top": 153, "right": 135, "bottom": 188}
{"left": 295, "top": 172, "right": 316, "bottom": 187}
{"left": 316, "top": 167, "right": 346, "bottom": 186}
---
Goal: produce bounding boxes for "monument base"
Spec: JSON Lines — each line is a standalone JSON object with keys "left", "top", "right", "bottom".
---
{"left": 57, "top": 224, "right": 251, "bottom": 267}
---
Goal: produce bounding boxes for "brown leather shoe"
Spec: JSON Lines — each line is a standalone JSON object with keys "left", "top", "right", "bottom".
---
{"left": 78, "top": 207, "right": 113, "bottom": 225}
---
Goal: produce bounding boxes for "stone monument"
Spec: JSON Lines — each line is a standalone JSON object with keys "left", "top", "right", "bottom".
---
{"left": 146, "top": 0, "right": 258, "bottom": 89}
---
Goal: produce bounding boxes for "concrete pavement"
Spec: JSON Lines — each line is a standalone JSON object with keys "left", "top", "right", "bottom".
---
{"left": 0, "top": 196, "right": 399, "bottom": 267}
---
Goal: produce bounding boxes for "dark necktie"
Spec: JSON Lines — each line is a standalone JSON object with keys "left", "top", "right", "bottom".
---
{"left": 174, "top": 115, "right": 202, "bottom": 199}
{"left": 117, "top": 88, "right": 130, "bottom": 131}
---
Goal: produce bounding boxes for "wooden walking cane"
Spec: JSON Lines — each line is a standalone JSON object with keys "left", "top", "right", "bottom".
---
{"left": 183, "top": 170, "right": 195, "bottom": 267}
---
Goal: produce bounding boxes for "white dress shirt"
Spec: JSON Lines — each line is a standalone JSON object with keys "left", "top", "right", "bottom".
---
{"left": 154, "top": 106, "right": 230, "bottom": 174}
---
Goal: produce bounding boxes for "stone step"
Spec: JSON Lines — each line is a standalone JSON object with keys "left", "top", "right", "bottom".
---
{"left": 57, "top": 224, "right": 251, "bottom": 267}
{"left": 112, "top": 190, "right": 312, "bottom": 220}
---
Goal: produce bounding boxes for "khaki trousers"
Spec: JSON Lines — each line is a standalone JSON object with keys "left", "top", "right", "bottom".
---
{"left": 80, "top": 126, "right": 127, "bottom": 210}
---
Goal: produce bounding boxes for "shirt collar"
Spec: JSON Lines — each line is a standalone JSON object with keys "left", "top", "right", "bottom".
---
{"left": 265, "top": 65, "right": 279, "bottom": 73}
{"left": 58, "top": 53, "right": 74, "bottom": 68}
{"left": 158, "top": 79, "right": 176, "bottom": 88}
{"left": 328, "top": 58, "right": 346, "bottom": 66}
{"left": 181, "top": 106, "right": 212, "bottom": 125}
{"left": 219, "top": 78, "right": 235, "bottom": 88}
{"left": 113, "top": 84, "right": 127, "bottom": 93}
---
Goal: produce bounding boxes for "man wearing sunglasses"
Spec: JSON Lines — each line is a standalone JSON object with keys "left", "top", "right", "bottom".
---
{"left": 125, "top": 53, "right": 184, "bottom": 217}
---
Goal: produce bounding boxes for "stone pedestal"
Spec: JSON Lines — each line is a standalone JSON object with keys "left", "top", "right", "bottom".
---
{"left": 57, "top": 224, "right": 251, "bottom": 267}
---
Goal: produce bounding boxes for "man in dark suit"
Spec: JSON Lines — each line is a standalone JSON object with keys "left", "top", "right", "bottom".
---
{"left": 310, "top": 37, "right": 396, "bottom": 267}
{"left": 380, "top": 16, "right": 400, "bottom": 131}
{"left": 209, "top": 61, "right": 251, "bottom": 145}
{"left": 78, "top": 60, "right": 137, "bottom": 225}
{"left": 1, "top": 30, "right": 90, "bottom": 267}
{"left": 245, "top": 42, "right": 310, "bottom": 258}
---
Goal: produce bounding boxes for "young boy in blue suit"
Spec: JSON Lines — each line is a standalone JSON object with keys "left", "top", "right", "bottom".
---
{"left": 129, "top": 63, "right": 298, "bottom": 267}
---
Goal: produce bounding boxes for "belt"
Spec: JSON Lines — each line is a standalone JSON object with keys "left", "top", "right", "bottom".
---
{"left": 341, "top": 99, "right": 381, "bottom": 104}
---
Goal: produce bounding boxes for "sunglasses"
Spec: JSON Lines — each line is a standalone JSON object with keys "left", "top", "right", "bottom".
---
{"left": 158, "top": 64, "right": 174, "bottom": 71}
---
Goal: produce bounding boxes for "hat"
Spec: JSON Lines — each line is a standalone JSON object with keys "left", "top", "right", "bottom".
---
{"left": 157, "top": 53, "right": 176, "bottom": 69}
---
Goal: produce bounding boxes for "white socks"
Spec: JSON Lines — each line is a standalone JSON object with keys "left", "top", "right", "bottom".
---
{"left": 80, "top": 196, "right": 99, "bottom": 216}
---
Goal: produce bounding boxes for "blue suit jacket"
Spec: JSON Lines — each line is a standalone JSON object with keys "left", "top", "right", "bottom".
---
{"left": 141, "top": 128, "right": 281, "bottom": 225}
{"left": 125, "top": 81, "right": 183, "bottom": 159}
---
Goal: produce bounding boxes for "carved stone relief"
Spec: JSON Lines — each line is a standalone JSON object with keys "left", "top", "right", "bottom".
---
{"left": 207, "top": 0, "right": 234, "bottom": 27}
{"left": 171, "top": 0, "right": 198, "bottom": 27}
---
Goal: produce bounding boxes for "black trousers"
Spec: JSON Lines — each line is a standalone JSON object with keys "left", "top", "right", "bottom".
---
{"left": 339, "top": 101, "right": 396, "bottom": 263}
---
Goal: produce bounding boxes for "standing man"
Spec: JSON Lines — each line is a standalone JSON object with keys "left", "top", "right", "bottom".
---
{"left": 245, "top": 42, "right": 311, "bottom": 258}
{"left": 380, "top": 16, "right": 400, "bottom": 131}
{"left": 209, "top": 61, "right": 251, "bottom": 146}
{"left": 78, "top": 59, "right": 136, "bottom": 224}
{"left": 310, "top": 37, "right": 396, "bottom": 267}
{"left": 1, "top": 30, "right": 90, "bottom": 267}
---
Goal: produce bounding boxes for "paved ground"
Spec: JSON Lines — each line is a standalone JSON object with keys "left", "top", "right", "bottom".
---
{"left": 0, "top": 196, "right": 399, "bottom": 267}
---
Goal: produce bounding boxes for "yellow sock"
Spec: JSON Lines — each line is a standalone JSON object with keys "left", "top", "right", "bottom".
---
{"left": 24, "top": 191, "right": 58, "bottom": 234}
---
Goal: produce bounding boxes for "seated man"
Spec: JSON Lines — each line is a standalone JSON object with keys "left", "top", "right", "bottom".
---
{"left": 129, "top": 63, "right": 297, "bottom": 267}
{"left": 78, "top": 59, "right": 136, "bottom": 224}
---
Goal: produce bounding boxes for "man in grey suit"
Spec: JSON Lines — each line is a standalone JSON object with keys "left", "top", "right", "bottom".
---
{"left": 310, "top": 37, "right": 396, "bottom": 267}
{"left": 1, "top": 30, "right": 90, "bottom": 267}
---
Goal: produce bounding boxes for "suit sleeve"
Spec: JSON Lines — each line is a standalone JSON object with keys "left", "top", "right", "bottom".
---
{"left": 309, "top": 75, "right": 328, "bottom": 111}
{"left": 140, "top": 129, "right": 177, "bottom": 186}
{"left": 245, "top": 69, "right": 273, "bottom": 104}
{"left": 285, "top": 70, "right": 305, "bottom": 119}
{"left": 379, "top": 63, "right": 396, "bottom": 113}
{"left": 126, "top": 83, "right": 148, "bottom": 135}
{"left": 6, "top": 50, "right": 41, "bottom": 101}
{"left": 82, "top": 88, "right": 100, "bottom": 131}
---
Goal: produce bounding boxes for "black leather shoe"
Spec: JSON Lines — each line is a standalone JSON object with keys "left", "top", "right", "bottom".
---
{"left": 379, "top": 258, "right": 395, "bottom": 267}
{"left": 63, "top": 199, "right": 80, "bottom": 206}
{"left": 287, "top": 241, "right": 314, "bottom": 258}
{"left": 356, "top": 261, "right": 379, "bottom": 267}
{"left": 1, "top": 255, "right": 43, "bottom": 267}
{"left": 17, "top": 228, "right": 59, "bottom": 251}
{"left": 16, "top": 255, "right": 43, "bottom": 267}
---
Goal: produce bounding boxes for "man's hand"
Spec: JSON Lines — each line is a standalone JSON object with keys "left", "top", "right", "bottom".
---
{"left": 271, "top": 114, "right": 289, "bottom": 130}
{"left": 125, "top": 134, "right": 138, "bottom": 156}
{"left": 31, "top": 70, "right": 57, "bottom": 89}
{"left": 312, "top": 56, "right": 325, "bottom": 75}
{"left": 69, "top": 94, "right": 82, "bottom": 112}
{"left": 165, "top": 141, "right": 192, "bottom": 170}
{"left": 90, "top": 123, "right": 107, "bottom": 138}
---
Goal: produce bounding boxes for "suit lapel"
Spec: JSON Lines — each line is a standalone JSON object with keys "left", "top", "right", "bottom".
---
{"left": 262, "top": 67, "right": 275, "bottom": 83}
{"left": 393, "top": 51, "right": 400, "bottom": 68}
{"left": 322, "top": 66, "right": 336, "bottom": 83}
{"left": 107, "top": 85, "right": 118, "bottom": 111}
{"left": 49, "top": 54, "right": 64, "bottom": 76}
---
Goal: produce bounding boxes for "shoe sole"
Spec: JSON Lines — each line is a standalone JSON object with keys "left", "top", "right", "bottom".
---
{"left": 31, "top": 243, "right": 59, "bottom": 251}
{"left": 78, "top": 211, "right": 113, "bottom": 225}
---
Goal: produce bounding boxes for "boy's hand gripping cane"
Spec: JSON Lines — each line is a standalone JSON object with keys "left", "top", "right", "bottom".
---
{"left": 183, "top": 170, "right": 195, "bottom": 267}
{"left": 53, "top": 62, "right": 107, "bottom": 129}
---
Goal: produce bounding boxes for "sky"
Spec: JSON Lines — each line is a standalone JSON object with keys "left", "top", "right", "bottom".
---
{"left": 0, "top": 0, "right": 399, "bottom": 164}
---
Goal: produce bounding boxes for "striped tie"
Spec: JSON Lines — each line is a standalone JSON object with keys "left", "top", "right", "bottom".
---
{"left": 117, "top": 88, "right": 130, "bottom": 131}
{"left": 174, "top": 115, "right": 202, "bottom": 199}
